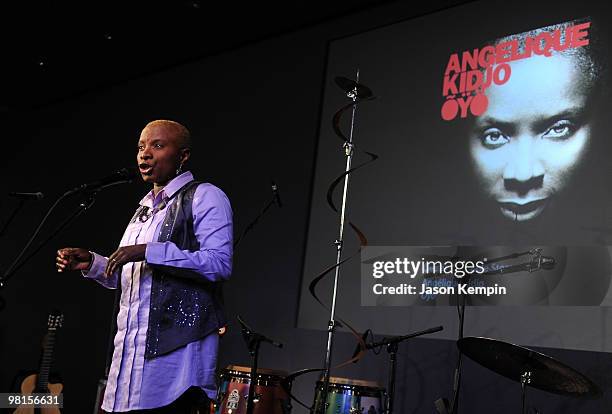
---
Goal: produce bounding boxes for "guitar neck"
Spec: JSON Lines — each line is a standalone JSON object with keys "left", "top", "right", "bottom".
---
{"left": 35, "top": 328, "right": 57, "bottom": 392}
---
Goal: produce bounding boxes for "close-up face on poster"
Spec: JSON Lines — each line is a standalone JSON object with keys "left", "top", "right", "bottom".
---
{"left": 300, "top": 0, "right": 612, "bottom": 352}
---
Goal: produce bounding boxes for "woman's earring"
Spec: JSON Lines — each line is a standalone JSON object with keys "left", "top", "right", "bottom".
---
{"left": 176, "top": 163, "right": 183, "bottom": 175}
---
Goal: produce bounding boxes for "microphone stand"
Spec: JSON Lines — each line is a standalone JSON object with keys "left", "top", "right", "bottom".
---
{"left": 94, "top": 281, "right": 121, "bottom": 414}
{"left": 0, "top": 190, "right": 97, "bottom": 289}
{"left": 233, "top": 182, "right": 281, "bottom": 249}
{"left": 0, "top": 188, "right": 118, "bottom": 412}
{"left": 238, "top": 315, "right": 283, "bottom": 414}
{"left": 448, "top": 289, "right": 465, "bottom": 414}
{"left": 0, "top": 197, "right": 27, "bottom": 311}
{"left": 360, "top": 326, "right": 443, "bottom": 414}
{"left": 0, "top": 199, "right": 25, "bottom": 237}
{"left": 0, "top": 172, "right": 133, "bottom": 410}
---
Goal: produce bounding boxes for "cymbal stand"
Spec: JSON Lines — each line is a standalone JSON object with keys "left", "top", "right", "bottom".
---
{"left": 319, "top": 69, "right": 361, "bottom": 414}
{"left": 520, "top": 371, "right": 531, "bottom": 414}
{"left": 436, "top": 248, "right": 552, "bottom": 414}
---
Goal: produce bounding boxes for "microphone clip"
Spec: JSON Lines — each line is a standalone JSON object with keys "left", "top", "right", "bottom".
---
{"left": 526, "top": 248, "right": 556, "bottom": 272}
{"left": 238, "top": 315, "right": 283, "bottom": 355}
{"left": 528, "top": 248, "right": 543, "bottom": 273}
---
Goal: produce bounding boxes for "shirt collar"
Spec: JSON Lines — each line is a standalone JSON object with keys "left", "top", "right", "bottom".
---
{"left": 139, "top": 171, "right": 194, "bottom": 208}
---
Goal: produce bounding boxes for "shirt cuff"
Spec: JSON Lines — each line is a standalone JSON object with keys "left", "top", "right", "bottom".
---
{"left": 145, "top": 242, "right": 166, "bottom": 265}
{"left": 82, "top": 251, "right": 106, "bottom": 280}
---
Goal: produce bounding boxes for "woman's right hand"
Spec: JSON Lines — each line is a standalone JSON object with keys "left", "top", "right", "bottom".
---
{"left": 56, "top": 247, "right": 93, "bottom": 272}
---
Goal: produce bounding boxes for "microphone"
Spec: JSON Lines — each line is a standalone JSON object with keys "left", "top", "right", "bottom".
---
{"left": 259, "top": 334, "right": 284, "bottom": 348}
{"left": 8, "top": 192, "right": 44, "bottom": 200}
{"left": 66, "top": 168, "right": 137, "bottom": 195}
{"left": 271, "top": 181, "right": 282, "bottom": 208}
{"left": 351, "top": 329, "right": 370, "bottom": 362}
{"left": 482, "top": 254, "right": 556, "bottom": 275}
{"left": 540, "top": 255, "right": 555, "bottom": 270}
{"left": 525, "top": 253, "right": 556, "bottom": 272}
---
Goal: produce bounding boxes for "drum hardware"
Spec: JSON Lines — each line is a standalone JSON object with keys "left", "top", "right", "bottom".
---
{"left": 334, "top": 76, "right": 373, "bottom": 100}
{"left": 457, "top": 336, "right": 601, "bottom": 414}
{"left": 237, "top": 315, "right": 283, "bottom": 414}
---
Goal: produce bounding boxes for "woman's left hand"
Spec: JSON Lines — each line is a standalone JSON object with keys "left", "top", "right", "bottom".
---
{"left": 105, "top": 244, "right": 147, "bottom": 277}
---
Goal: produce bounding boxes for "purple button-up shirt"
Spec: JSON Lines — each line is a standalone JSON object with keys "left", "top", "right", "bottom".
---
{"left": 84, "top": 171, "right": 233, "bottom": 412}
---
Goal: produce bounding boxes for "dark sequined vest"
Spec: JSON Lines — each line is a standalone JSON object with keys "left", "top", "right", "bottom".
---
{"left": 144, "top": 180, "right": 226, "bottom": 359}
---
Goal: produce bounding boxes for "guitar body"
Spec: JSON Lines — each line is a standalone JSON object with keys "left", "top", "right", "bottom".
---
{"left": 12, "top": 373, "right": 62, "bottom": 414}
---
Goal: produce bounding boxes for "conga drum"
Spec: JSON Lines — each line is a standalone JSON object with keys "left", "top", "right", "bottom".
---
{"left": 214, "top": 365, "right": 291, "bottom": 414}
{"left": 313, "top": 377, "right": 384, "bottom": 414}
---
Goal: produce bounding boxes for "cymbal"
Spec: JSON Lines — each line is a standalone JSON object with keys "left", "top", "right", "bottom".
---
{"left": 457, "top": 337, "right": 601, "bottom": 398}
{"left": 334, "top": 76, "right": 373, "bottom": 99}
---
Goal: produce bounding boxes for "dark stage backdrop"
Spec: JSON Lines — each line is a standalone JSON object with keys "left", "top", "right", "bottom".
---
{"left": 2, "top": 1, "right": 612, "bottom": 413}
{"left": 299, "top": 0, "right": 612, "bottom": 353}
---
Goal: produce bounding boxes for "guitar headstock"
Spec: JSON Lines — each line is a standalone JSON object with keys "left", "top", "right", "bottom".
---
{"left": 47, "top": 310, "right": 64, "bottom": 331}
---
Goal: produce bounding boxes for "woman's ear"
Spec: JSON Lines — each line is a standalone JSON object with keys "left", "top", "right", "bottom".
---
{"left": 181, "top": 148, "right": 191, "bottom": 164}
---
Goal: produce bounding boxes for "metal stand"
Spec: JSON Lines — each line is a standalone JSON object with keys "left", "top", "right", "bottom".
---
{"left": 0, "top": 197, "right": 25, "bottom": 310}
{"left": 93, "top": 377, "right": 107, "bottom": 414}
{"left": 435, "top": 248, "right": 554, "bottom": 414}
{"left": 358, "top": 326, "right": 443, "bottom": 414}
{"left": 233, "top": 182, "right": 282, "bottom": 249}
{"left": 450, "top": 291, "right": 466, "bottom": 414}
{"left": 0, "top": 192, "right": 97, "bottom": 289}
{"left": 386, "top": 342, "right": 398, "bottom": 414}
{"left": 94, "top": 284, "right": 121, "bottom": 414}
{"left": 318, "top": 69, "right": 361, "bottom": 414}
{"left": 520, "top": 371, "right": 531, "bottom": 414}
{"left": 246, "top": 341, "right": 261, "bottom": 414}
{"left": 0, "top": 199, "right": 25, "bottom": 237}
{"left": 0, "top": 190, "right": 112, "bottom": 414}
{"left": 238, "top": 316, "right": 283, "bottom": 414}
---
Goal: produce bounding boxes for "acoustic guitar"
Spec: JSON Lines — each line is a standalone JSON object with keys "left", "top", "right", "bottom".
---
{"left": 13, "top": 311, "right": 64, "bottom": 414}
